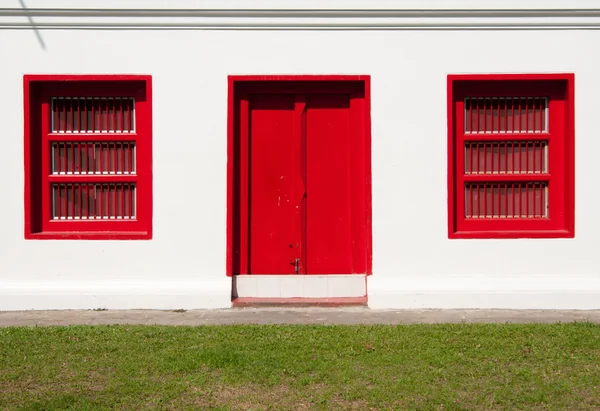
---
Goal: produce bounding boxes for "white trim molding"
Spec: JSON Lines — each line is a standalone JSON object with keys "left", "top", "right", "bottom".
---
{"left": 368, "top": 275, "right": 600, "bottom": 310}
{"left": 0, "top": 279, "right": 232, "bottom": 310}
{"left": 2, "top": 5, "right": 600, "bottom": 30}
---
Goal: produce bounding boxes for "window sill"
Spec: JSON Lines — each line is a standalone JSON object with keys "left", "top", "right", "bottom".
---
{"left": 449, "top": 229, "right": 574, "bottom": 239}
{"left": 25, "top": 231, "right": 152, "bottom": 240}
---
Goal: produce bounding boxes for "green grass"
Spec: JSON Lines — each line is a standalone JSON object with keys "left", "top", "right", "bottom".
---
{"left": 1, "top": 324, "right": 599, "bottom": 410}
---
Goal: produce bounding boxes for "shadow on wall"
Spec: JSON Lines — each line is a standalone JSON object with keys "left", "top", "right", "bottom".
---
{"left": 18, "top": 0, "right": 46, "bottom": 50}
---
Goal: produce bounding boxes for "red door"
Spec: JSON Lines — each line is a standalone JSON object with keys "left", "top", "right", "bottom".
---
{"left": 230, "top": 79, "right": 371, "bottom": 276}
{"left": 305, "top": 94, "right": 353, "bottom": 274}
{"left": 249, "top": 95, "right": 304, "bottom": 274}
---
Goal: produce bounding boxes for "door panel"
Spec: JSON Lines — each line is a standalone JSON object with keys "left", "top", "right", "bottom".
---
{"left": 305, "top": 94, "right": 354, "bottom": 274}
{"left": 248, "top": 95, "right": 300, "bottom": 274}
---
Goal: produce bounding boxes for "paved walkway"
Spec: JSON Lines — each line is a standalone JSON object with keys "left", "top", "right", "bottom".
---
{"left": 1, "top": 308, "right": 600, "bottom": 326}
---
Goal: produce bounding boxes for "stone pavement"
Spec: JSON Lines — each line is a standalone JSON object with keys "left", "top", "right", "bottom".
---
{"left": 1, "top": 308, "right": 600, "bottom": 326}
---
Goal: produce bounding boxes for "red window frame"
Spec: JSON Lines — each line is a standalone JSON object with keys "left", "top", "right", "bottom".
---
{"left": 24, "top": 75, "right": 153, "bottom": 240}
{"left": 226, "top": 75, "right": 373, "bottom": 276}
{"left": 447, "top": 73, "right": 574, "bottom": 239}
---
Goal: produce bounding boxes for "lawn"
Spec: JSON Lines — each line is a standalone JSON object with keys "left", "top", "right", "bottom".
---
{"left": 1, "top": 324, "right": 599, "bottom": 410}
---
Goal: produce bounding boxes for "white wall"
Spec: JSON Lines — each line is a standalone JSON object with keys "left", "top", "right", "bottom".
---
{"left": 1, "top": 0, "right": 599, "bottom": 309}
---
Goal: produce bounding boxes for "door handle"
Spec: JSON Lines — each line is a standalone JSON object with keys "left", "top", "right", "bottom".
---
{"left": 293, "top": 258, "right": 300, "bottom": 274}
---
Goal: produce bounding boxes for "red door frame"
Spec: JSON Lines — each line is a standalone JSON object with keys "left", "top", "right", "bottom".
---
{"left": 226, "top": 75, "right": 372, "bottom": 276}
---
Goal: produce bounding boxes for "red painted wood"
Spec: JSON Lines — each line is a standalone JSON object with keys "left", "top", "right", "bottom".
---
{"left": 306, "top": 94, "right": 353, "bottom": 274}
{"left": 447, "top": 73, "right": 574, "bottom": 239}
{"left": 23, "top": 75, "right": 152, "bottom": 240}
{"left": 227, "top": 76, "right": 372, "bottom": 276}
{"left": 248, "top": 94, "right": 300, "bottom": 274}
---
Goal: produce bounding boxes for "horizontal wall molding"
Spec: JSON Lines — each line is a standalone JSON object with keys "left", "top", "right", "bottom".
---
{"left": 368, "top": 275, "right": 600, "bottom": 309}
{"left": 3, "top": 8, "right": 600, "bottom": 30}
{"left": 0, "top": 278, "right": 232, "bottom": 310}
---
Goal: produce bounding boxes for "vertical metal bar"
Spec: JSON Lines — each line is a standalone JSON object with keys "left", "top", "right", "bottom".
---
{"left": 496, "top": 183, "right": 500, "bottom": 217}
{"left": 496, "top": 97, "right": 501, "bottom": 132}
{"left": 476, "top": 143, "right": 479, "bottom": 173}
{"left": 469, "top": 184, "right": 473, "bottom": 218}
{"left": 130, "top": 184, "right": 134, "bottom": 218}
{"left": 475, "top": 98, "right": 479, "bottom": 133}
{"left": 61, "top": 142, "right": 65, "bottom": 173}
{"left": 496, "top": 142, "right": 500, "bottom": 173}
{"left": 119, "top": 98, "right": 124, "bottom": 132}
{"left": 512, "top": 183, "right": 515, "bottom": 218}
{"left": 124, "top": 99, "right": 130, "bottom": 132}
{"left": 543, "top": 98, "right": 547, "bottom": 132}
{"left": 540, "top": 141, "right": 543, "bottom": 173}
{"left": 504, "top": 183, "right": 508, "bottom": 218}
{"left": 112, "top": 142, "right": 117, "bottom": 174}
{"left": 66, "top": 185, "right": 70, "bottom": 219}
{"left": 75, "top": 184, "right": 79, "bottom": 219}
{"left": 76, "top": 142, "right": 80, "bottom": 174}
{"left": 91, "top": 184, "right": 95, "bottom": 219}
{"left": 99, "top": 184, "right": 104, "bottom": 219}
{"left": 118, "top": 142, "right": 122, "bottom": 174}
{"left": 100, "top": 98, "right": 104, "bottom": 132}
{"left": 502, "top": 97, "right": 508, "bottom": 133}
{"left": 467, "top": 97, "right": 475, "bottom": 133}
{"left": 125, "top": 143, "right": 129, "bottom": 173}
{"left": 491, "top": 142, "right": 494, "bottom": 173}
{"left": 100, "top": 143, "right": 104, "bottom": 174}
{"left": 70, "top": 142, "right": 74, "bottom": 174}
{"left": 61, "top": 97, "right": 65, "bottom": 132}
{"left": 51, "top": 98, "right": 56, "bottom": 132}
{"left": 509, "top": 142, "right": 513, "bottom": 174}
{"left": 468, "top": 143, "right": 472, "bottom": 174}
{"left": 75, "top": 98, "right": 80, "bottom": 132}
{"left": 111, "top": 98, "right": 116, "bottom": 132}
{"left": 523, "top": 184, "right": 527, "bottom": 218}
{"left": 90, "top": 143, "right": 95, "bottom": 174}
{"left": 504, "top": 142, "right": 507, "bottom": 174}
{"left": 65, "top": 143, "right": 70, "bottom": 174}
{"left": 125, "top": 184, "right": 129, "bottom": 218}
{"left": 533, "top": 183, "right": 536, "bottom": 217}
{"left": 483, "top": 184, "right": 487, "bottom": 218}
{"left": 498, "top": 142, "right": 501, "bottom": 173}
{"left": 111, "top": 184, "right": 116, "bottom": 219}
{"left": 538, "top": 97, "right": 544, "bottom": 133}
{"left": 120, "top": 183, "right": 124, "bottom": 218}
{"left": 516, "top": 142, "right": 520, "bottom": 174}
{"left": 483, "top": 98, "right": 487, "bottom": 133}
{"left": 60, "top": 185, "right": 64, "bottom": 218}
{"left": 509, "top": 97, "right": 513, "bottom": 133}
{"left": 516, "top": 97, "right": 520, "bottom": 132}
{"left": 54, "top": 186, "right": 58, "bottom": 219}
{"left": 539, "top": 182, "right": 544, "bottom": 218}
{"left": 525, "top": 97, "right": 529, "bottom": 132}
{"left": 483, "top": 143, "right": 487, "bottom": 174}
{"left": 465, "top": 98, "right": 470, "bottom": 133}
{"left": 525, "top": 142, "right": 529, "bottom": 174}
{"left": 106, "top": 185, "right": 110, "bottom": 219}
{"left": 105, "top": 98, "right": 109, "bottom": 132}
{"left": 83, "top": 98, "right": 87, "bottom": 132}
{"left": 67, "top": 98, "right": 71, "bottom": 132}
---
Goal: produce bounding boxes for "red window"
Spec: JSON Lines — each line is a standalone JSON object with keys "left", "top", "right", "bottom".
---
{"left": 447, "top": 74, "right": 574, "bottom": 239}
{"left": 24, "top": 75, "right": 152, "bottom": 240}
